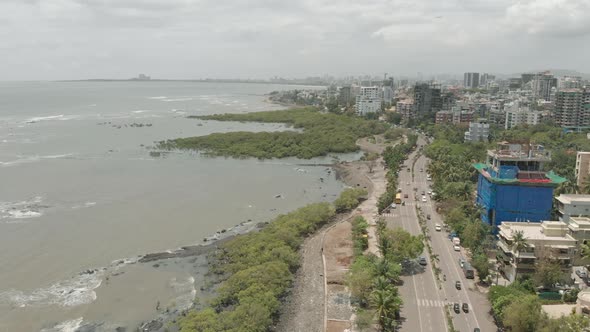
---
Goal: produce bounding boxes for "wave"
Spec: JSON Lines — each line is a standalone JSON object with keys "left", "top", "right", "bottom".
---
{"left": 0, "top": 270, "right": 104, "bottom": 308}
{"left": 0, "top": 153, "right": 74, "bottom": 167}
{"left": 26, "top": 115, "right": 64, "bottom": 123}
{"left": 40, "top": 317, "right": 84, "bottom": 332}
{"left": 169, "top": 276, "right": 196, "bottom": 311}
{"left": 162, "top": 98, "right": 193, "bottom": 102}
{"left": 0, "top": 196, "right": 46, "bottom": 221}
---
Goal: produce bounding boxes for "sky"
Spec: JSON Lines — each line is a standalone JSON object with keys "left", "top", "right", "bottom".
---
{"left": 0, "top": 0, "right": 589, "bottom": 80}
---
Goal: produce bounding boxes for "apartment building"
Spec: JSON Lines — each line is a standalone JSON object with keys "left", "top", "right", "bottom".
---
{"left": 553, "top": 88, "right": 590, "bottom": 130}
{"left": 464, "top": 120, "right": 489, "bottom": 142}
{"left": 396, "top": 99, "right": 415, "bottom": 120}
{"left": 496, "top": 221, "right": 576, "bottom": 282}
{"left": 555, "top": 194, "right": 590, "bottom": 223}
{"left": 355, "top": 86, "right": 382, "bottom": 115}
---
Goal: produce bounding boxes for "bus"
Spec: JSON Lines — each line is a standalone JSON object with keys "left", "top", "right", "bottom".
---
{"left": 395, "top": 193, "right": 402, "bottom": 204}
{"left": 463, "top": 261, "right": 475, "bottom": 279}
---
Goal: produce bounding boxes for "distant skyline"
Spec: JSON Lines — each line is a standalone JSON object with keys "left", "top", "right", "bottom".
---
{"left": 1, "top": 0, "right": 589, "bottom": 80}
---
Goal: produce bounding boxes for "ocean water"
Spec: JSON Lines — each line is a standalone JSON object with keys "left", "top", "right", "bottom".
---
{"left": 0, "top": 81, "right": 354, "bottom": 331}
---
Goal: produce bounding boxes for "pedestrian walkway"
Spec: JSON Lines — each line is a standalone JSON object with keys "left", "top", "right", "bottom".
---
{"left": 416, "top": 298, "right": 458, "bottom": 308}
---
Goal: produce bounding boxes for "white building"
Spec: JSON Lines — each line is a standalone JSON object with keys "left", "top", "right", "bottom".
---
{"left": 355, "top": 86, "right": 382, "bottom": 115}
{"left": 555, "top": 194, "right": 590, "bottom": 223}
{"left": 464, "top": 121, "right": 489, "bottom": 142}
{"left": 504, "top": 103, "right": 543, "bottom": 129}
{"left": 497, "top": 221, "right": 576, "bottom": 282}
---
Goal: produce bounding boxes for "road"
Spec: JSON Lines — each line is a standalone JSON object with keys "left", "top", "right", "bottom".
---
{"left": 383, "top": 136, "right": 496, "bottom": 332}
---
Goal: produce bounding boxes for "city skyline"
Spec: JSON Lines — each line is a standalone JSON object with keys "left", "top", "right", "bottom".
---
{"left": 0, "top": 0, "right": 589, "bottom": 80}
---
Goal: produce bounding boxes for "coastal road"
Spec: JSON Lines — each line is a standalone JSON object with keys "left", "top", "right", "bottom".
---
{"left": 383, "top": 136, "right": 496, "bottom": 332}
{"left": 383, "top": 143, "right": 447, "bottom": 332}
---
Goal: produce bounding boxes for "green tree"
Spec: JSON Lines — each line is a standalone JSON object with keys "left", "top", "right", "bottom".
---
{"left": 472, "top": 252, "right": 491, "bottom": 282}
{"left": 381, "top": 227, "right": 424, "bottom": 262}
{"left": 502, "top": 295, "right": 544, "bottom": 332}
{"left": 534, "top": 258, "right": 564, "bottom": 289}
{"left": 370, "top": 288, "right": 402, "bottom": 332}
{"left": 355, "top": 309, "right": 375, "bottom": 332}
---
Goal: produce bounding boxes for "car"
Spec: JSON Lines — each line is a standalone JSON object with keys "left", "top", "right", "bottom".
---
{"left": 419, "top": 168, "right": 423, "bottom": 172}
{"left": 454, "top": 245, "right": 461, "bottom": 251}
{"left": 453, "top": 303, "right": 460, "bottom": 313}
{"left": 419, "top": 256, "right": 427, "bottom": 266}
{"left": 435, "top": 224, "right": 442, "bottom": 231}
{"left": 459, "top": 258, "right": 465, "bottom": 268}
{"left": 391, "top": 203, "right": 396, "bottom": 209}
{"left": 427, "top": 190, "right": 432, "bottom": 195}
{"left": 462, "top": 303, "right": 469, "bottom": 312}
{"left": 473, "top": 329, "right": 480, "bottom": 332}
{"left": 426, "top": 214, "right": 431, "bottom": 220}
{"left": 426, "top": 176, "right": 432, "bottom": 181}
{"left": 421, "top": 191, "right": 425, "bottom": 195}
{"left": 397, "top": 188, "right": 402, "bottom": 193}
{"left": 576, "top": 268, "right": 588, "bottom": 279}
{"left": 422, "top": 197, "right": 427, "bottom": 203}
{"left": 407, "top": 168, "right": 410, "bottom": 172}
{"left": 404, "top": 193, "right": 408, "bottom": 198}
{"left": 456, "top": 281, "right": 461, "bottom": 290}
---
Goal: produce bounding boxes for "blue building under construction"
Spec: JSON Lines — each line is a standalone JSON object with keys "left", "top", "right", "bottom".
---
{"left": 474, "top": 142, "right": 567, "bottom": 231}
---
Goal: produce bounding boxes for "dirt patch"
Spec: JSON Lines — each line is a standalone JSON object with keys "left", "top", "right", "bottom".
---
{"left": 324, "top": 220, "right": 354, "bottom": 285}
{"left": 327, "top": 320, "right": 352, "bottom": 332}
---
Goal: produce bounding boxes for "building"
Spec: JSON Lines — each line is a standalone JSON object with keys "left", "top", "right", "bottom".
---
{"left": 496, "top": 221, "right": 576, "bottom": 282}
{"left": 553, "top": 88, "right": 590, "bottom": 130}
{"left": 555, "top": 194, "right": 590, "bottom": 223}
{"left": 338, "top": 86, "right": 353, "bottom": 106}
{"left": 464, "top": 72, "right": 480, "bottom": 89}
{"left": 521, "top": 73, "right": 535, "bottom": 85}
{"left": 474, "top": 142, "right": 567, "bottom": 230}
{"left": 435, "top": 111, "right": 453, "bottom": 124}
{"left": 504, "top": 102, "right": 542, "bottom": 129}
{"left": 488, "top": 109, "right": 506, "bottom": 126}
{"left": 532, "top": 72, "right": 558, "bottom": 101}
{"left": 441, "top": 92, "right": 455, "bottom": 111}
{"left": 464, "top": 120, "right": 490, "bottom": 142}
{"left": 413, "top": 83, "right": 441, "bottom": 114}
{"left": 396, "top": 99, "right": 415, "bottom": 120}
{"left": 576, "top": 152, "right": 590, "bottom": 189}
{"left": 453, "top": 110, "right": 475, "bottom": 124}
{"left": 355, "top": 86, "right": 382, "bottom": 115}
{"left": 560, "top": 76, "right": 583, "bottom": 90}
{"left": 509, "top": 78, "right": 523, "bottom": 90}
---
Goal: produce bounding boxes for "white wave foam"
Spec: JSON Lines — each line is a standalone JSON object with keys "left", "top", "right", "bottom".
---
{"left": 41, "top": 317, "right": 84, "bottom": 332}
{"left": 132, "top": 110, "right": 150, "bottom": 114}
{"left": 148, "top": 96, "right": 167, "bottom": 100}
{"left": 0, "top": 270, "right": 103, "bottom": 308}
{"left": 26, "top": 115, "right": 64, "bottom": 123}
{"left": 163, "top": 98, "right": 193, "bottom": 102}
{"left": 0, "top": 153, "right": 73, "bottom": 167}
{"left": 169, "top": 276, "right": 196, "bottom": 311}
{"left": 0, "top": 196, "right": 46, "bottom": 220}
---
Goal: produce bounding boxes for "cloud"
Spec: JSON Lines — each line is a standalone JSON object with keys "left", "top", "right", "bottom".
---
{"left": 0, "top": 0, "right": 588, "bottom": 79}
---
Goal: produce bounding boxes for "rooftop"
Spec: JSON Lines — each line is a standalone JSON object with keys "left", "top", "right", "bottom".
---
{"left": 556, "top": 194, "right": 590, "bottom": 205}
{"left": 498, "top": 221, "right": 576, "bottom": 243}
{"left": 568, "top": 217, "right": 590, "bottom": 232}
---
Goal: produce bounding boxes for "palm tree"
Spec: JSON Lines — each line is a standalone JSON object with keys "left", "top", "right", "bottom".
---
{"left": 511, "top": 230, "right": 529, "bottom": 280}
{"left": 370, "top": 289, "right": 402, "bottom": 332}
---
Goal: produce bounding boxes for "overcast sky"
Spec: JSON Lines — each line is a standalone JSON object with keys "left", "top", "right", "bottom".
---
{"left": 1, "top": 0, "right": 589, "bottom": 80}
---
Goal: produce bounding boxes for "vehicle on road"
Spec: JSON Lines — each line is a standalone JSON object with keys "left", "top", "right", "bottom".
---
{"left": 576, "top": 267, "right": 588, "bottom": 279}
{"left": 462, "top": 303, "right": 469, "bottom": 313}
{"left": 421, "top": 190, "right": 425, "bottom": 195}
{"left": 453, "top": 245, "right": 461, "bottom": 251}
{"left": 421, "top": 196, "right": 427, "bottom": 202}
{"left": 407, "top": 168, "right": 410, "bottom": 172}
{"left": 435, "top": 224, "right": 442, "bottom": 231}
{"left": 404, "top": 193, "right": 408, "bottom": 198}
{"left": 427, "top": 190, "right": 432, "bottom": 195}
{"left": 391, "top": 203, "right": 396, "bottom": 209}
{"left": 452, "top": 237, "right": 461, "bottom": 246}
{"left": 397, "top": 188, "right": 402, "bottom": 193}
{"left": 395, "top": 193, "right": 402, "bottom": 204}
{"left": 419, "top": 256, "right": 427, "bottom": 266}
{"left": 459, "top": 258, "right": 465, "bottom": 268}
{"left": 453, "top": 303, "right": 460, "bottom": 313}
{"left": 473, "top": 329, "right": 480, "bottom": 332}
{"left": 456, "top": 281, "right": 461, "bottom": 290}
{"left": 426, "top": 175, "right": 431, "bottom": 181}
{"left": 463, "top": 261, "right": 475, "bottom": 279}
{"left": 419, "top": 168, "right": 423, "bottom": 172}
{"left": 426, "top": 214, "right": 431, "bottom": 220}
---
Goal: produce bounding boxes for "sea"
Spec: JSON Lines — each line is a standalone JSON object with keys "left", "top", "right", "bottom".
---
{"left": 0, "top": 81, "right": 357, "bottom": 331}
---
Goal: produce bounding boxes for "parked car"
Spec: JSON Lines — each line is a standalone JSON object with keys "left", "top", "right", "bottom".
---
{"left": 462, "top": 303, "right": 469, "bottom": 313}
{"left": 455, "top": 281, "right": 461, "bottom": 290}
{"left": 404, "top": 193, "right": 408, "bottom": 198}
{"left": 391, "top": 203, "right": 396, "bottom": 209}
{"left": 422, "top": 196, "right": 427, "bottom": 203}
{"left": 576, "top": 267, "right": 588, "bottom": 279}
{"left": 459, "top": 258, "right": 465, "bottom": 268}
{"left": 426, "top": 214, "right": 431, "bottom": 220}
{"left": 419, "top": 256, "right": 427, "bottom": 266}
{"left": 435, "top": 224, "right": 442, "bottom": 231}
{"left": 453, "top": 303, "right": 460, "bottom": 313}
{"left": 421, "top": 190, "right": 425, "bottom": 195}
{"left": 453, "top": 245, "right": 461, "bottom": 251}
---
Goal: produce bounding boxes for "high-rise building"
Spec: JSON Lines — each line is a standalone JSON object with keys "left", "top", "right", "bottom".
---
{"left": 355, "top": 87, "right": 382, "bottom": 115}
{"left": 504, "top": 101, "right": 542, "bottom": 129}
{"left": 396, "top": 99, "right": 415, "bottom": 120}
{"left": 576, "top": 152, "right": 590, "bottom": 190}
{"left": 532, "top": 72, "right": 558, "bottom": 101}
{"left": 441, "top": 92, "right": 455, "bottom": 111}
{"left": 521, "top": 73, "right": 535, "bottom": 85}
{"left": 464, "top": 72, "right": 480, "bottom": 89}
{"left": 474, "top": 142, "right": 566, "bottom": 231}
{"left": 553, "top": 88, "right": 590, "bottom": 129}
{"left": 338, "top": 86, "right": 353, "bottom": 105}
{"left": 413, "top": 83, "right": 441, "bottom": 114}
{"left": 509, "top": 78, "right": 523, "bottom": 90}
{"left": 560, "top": 76, "right": 583, "bottom": 90}
{"left": 464, "top": 120, "right": 489, "bottom": 142}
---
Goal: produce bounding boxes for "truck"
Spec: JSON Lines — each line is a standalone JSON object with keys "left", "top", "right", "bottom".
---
{"left": 452, "top": 237, "right": 461, "bottom": 246}
{"left": 463, "top": 261, "right": 475, "bottom": 279}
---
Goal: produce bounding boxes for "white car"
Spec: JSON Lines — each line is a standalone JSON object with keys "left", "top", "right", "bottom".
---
{"left": 421, "top": 196, "right": 427, "bottom": 202}
{"left": 453, "top": 245, "right": 461, "bottom": 252}
{"left": 435, "top": 224, "right": 442, "bottom": 231}
{"left": 427, "top": 190, "right": 432, "bottom": 195}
